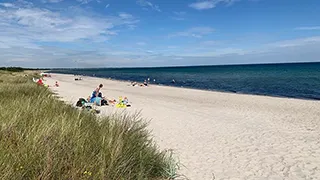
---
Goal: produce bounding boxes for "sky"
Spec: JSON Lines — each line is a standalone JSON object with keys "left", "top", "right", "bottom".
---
{"left": 0, "top": 0, "right": 319, "bottom": 68}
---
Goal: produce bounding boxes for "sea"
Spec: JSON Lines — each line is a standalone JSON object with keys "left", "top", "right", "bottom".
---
{"left": 49, "top": 62, "right": 320, "bottom": 100}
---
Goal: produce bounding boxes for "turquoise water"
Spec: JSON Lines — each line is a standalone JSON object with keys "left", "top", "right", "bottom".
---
{"left": 50, "top": 62, "right": 320, "bottom": 100}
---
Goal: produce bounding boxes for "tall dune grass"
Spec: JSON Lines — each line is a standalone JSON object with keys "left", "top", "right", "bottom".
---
{"left": 0, "top": 71, "right": 178, "bottom": 179}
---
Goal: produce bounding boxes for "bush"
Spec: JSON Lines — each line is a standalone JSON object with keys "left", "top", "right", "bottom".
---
{"left": 0, "top": 71, "right": 178, "bottom": 179}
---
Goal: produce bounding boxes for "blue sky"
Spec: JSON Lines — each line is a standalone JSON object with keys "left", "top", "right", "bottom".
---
{"left": 0, "top": 0, "right": 319, "bottom": 67}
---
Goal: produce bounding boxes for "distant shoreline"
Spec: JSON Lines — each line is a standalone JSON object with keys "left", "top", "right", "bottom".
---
{"left": 49, "top": 72, "right": 320, "bottom": 102}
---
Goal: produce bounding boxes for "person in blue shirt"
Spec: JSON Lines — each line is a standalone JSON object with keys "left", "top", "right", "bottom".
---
{"left": 90, "top": 84, "right": 103, "bottom": 105}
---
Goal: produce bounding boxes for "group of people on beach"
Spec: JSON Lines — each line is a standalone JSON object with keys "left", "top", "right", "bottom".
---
{"left": 130, "top": 78, "right": 156, "bottom": 87}
{"left": 88, "top": 84, "right": 116, "bottom": 106}
{"left": 87, "top": 84, "right": 130, "bottom": 107}
{"left": 130, "top": 78, "right": 176, "bottom": 87}
{"left": 34, "top": 74, "right": 59, "bottom": 87}
{"left": 131, "top": 81, "right": 148, "bottom": 87}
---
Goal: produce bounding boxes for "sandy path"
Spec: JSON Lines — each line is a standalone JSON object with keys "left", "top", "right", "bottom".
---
{"left": 45, "top": 74, "right": 320, "bottom": 180}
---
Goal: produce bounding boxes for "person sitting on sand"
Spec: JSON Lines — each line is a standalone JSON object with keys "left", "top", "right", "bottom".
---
{"left": 90, "top": 84, "right": 103, "bottom": 105}
{"left": 36, "top": 79, "right": 43, "bottom": 85}
{"left": 89, "top": 84, "right": 116, "bottom": 106}
{"left": 143, "top": 80, "right": 148, "bottom": 86}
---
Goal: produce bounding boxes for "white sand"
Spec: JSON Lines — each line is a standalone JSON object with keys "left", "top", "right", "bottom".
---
{"left": 45, "top": 73, "right": 320, "bottom": 180}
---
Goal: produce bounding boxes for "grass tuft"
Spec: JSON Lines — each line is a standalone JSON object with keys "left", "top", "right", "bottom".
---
{"left": 0, "top": 71, "right": 179, "bottom": 180}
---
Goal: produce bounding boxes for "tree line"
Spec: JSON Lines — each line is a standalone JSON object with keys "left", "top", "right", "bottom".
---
{"left": 0, "top": 67, "right": 48, "bottom": 72}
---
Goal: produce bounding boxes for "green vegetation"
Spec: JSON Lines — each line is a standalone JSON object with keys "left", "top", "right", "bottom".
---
{"left": 0, "top": 67, "right": 49, "bottom": 72}
{"left": 0, "top": 67, "right": 25, "bottom": 72}
{"left": 0, "top": 71, "right": 178, "bottom": 179}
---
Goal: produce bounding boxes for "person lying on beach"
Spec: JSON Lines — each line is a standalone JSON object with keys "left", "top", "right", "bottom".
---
{"left": 131, "top": 81, "right": 138, "bottom": 86}
{"left": 138, "top": 82, "right": 148, "bottom": 87}
{"left": 75, "top": 77, "right": 82, "bottom": 81}
{"left": 98, "top": 92, "right": 117, "bottom": 105}
{"left": 131, "top": 81, "right": 148, "bottom": 87}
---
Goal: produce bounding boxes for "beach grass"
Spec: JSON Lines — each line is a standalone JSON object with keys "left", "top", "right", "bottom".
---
{"left": 0, "top": 71, "right": 178, "bottom": 179}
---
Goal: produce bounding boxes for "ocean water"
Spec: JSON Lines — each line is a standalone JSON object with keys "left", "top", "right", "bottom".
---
{"left": 49, "top": 62, "right": 320, "bottom": 100}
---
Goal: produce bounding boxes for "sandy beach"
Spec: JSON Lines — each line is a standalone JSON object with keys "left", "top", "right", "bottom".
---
{"left": 45, "top": 73, "right": 320, "bottom": 180}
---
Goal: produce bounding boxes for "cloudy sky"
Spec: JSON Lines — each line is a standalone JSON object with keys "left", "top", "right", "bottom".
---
{"left": 0, "top": 0, "right": 319, "bottom": 68}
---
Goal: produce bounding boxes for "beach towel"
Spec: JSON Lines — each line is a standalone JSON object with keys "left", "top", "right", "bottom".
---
{"left": 116, "top": 103, "right": 127, "bottom": 108}
{"left": 90, "top": 97, "right": 102, "bottom": 106}
{"left": 115, "top": 96, "right": 131, "bottom": 108}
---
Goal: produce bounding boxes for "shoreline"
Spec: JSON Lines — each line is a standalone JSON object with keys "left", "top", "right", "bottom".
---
{"left": 45, "top": 73, "right": 320, "bottom": 180}
{"left": 48, "top": 72, "right": 320, "bottom": 102}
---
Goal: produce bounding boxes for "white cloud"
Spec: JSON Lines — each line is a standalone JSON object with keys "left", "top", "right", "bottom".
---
{"left": 105, "top": 4, "right": 110, "bottom": 8}
{"left": 0, "top": 2, "right": 141, "bottom": 67}
{"left": 0, "top": 36, "right": 42, "bottom": 49}
{"left": 169, "top": 27, "right": 215, "bottom": 38}
{"left": 119, "top": 12, "right": 133, "bottom": 19}
{"left": 77, "top": 0, "right": 91, "bottom": 4}
{"left": 0, "top": 4, "right": 139, "bottom": 48}
{"left": 0, "top": 3, "right": 15, "bottom": 8}
{"left": 7, "top": 58, "right": 32, "bottom": 63}
{"left": 43, "top": 0, "right": 64, "bottom": 3}
{"left": 0, "top": 42, "right": 10, "bottom": 48}
{"left": 0, "top": 45, "right": 161, "bottom": 68}
{"left": 117, "top": 12, "right": 139, "bottom": 30}
{"left": 136, "top": 0, "right": 161, "bottom": 12}
{"left": 1, "top": 37, "right": 320, "bottom": 68}
{"left": 137, "top": 42, "right": 147, "bottom": 46}
{"left": 183, "top": 48, "right": 250, "bottom": 57}
{"left": 269, "top": 36, "right": 320, "bottom": 47}
{"left": 294, "top": 26, "right": 320, "bottom": 31}
{"left": 189, "top": 1, "right": 216, "bottom": 10}
{"left": 76, "top": 0, "right": 101, "bottom": 4}
{"left": 1, "top": 1, "right": 319, "bottom": 68}
{"left": 189, "top": 0, "right": 238, "bottom": 10}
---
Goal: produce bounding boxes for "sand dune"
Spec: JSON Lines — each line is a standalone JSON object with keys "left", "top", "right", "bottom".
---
{"left": 45, "top": 74, "right": 320, "bottom": 180}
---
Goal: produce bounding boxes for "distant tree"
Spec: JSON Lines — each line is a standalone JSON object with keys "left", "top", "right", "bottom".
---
{"left": 0, "top": 67, "right": 24, "bottom": 72}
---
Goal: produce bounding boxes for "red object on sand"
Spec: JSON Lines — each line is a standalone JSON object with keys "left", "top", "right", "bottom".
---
{"left": 37, "top": 79, "right": 43, "bottom": 85}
